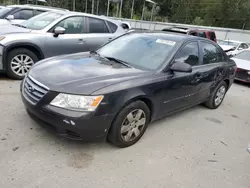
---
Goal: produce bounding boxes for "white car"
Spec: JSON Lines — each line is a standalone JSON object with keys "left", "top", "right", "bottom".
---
{"left": 231, "top": 50, "right": 250, "bottom": 83}
{"left": 0, "top": 4, "right": 67, "bottom": 26}
{"left": 218, "top": 40, "right": 249, "bottom": 57}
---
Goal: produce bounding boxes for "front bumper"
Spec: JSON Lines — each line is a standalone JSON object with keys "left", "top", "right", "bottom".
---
{"left": 21, "top": 81, "right": 115, "bottom": 141}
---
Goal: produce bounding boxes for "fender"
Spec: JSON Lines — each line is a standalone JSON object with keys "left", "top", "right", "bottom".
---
{"left": 105, "top": 87, "right": 157, "bottom": 123}
{"left": 2, "top": 42, "right": 45, "bottom": 71}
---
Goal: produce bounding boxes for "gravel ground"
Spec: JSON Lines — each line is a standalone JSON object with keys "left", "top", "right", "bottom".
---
{"left": 0, "top": 77, "right": 249, "bottom": 188}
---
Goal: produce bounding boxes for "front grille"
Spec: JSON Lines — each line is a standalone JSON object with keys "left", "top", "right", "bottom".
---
{"left": 235, "top": 68, "right": 249, "bottom": 80}
{"left": 23, "top": 76, "right": 49, "bottom": 104}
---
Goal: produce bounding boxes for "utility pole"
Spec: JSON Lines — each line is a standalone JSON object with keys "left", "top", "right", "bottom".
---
{"left": 73, "top": 0, "right": 76, "bottom": 11}
{"left": 85, "top": 0, "right": 88, "bottom": 13}
{"left": 96, "top": 0, "right": 99, "bottom": 15}
{"left": 131, "top": 0, "right": 135, "bottom": 19}
{"left": 91, "top": 0, "right": 95, "bottom": 14}
{"left": 119, "top": 0, "right": 123, "bottom": 17}
{"left": 107, "top": 0, "right": 110, "bottom": 16}
{"left": 116, "top": 2, "right": 119, "bottom": 17}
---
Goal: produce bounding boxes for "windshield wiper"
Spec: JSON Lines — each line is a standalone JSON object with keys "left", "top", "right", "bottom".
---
{"left": 104, "top": 56, "right": 132, "bottom": 68}
{"left": 12, "top": 24, "right": 27, "bottom": 28}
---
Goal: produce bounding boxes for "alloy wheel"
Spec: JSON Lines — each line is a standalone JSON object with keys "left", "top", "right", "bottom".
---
{"left": 215, "top": 85, "right": 226, "bottom": 106}
{"left": 120, "top": 109, "right": 146, "bottom": 142}
{"left": 10, "top": 54, "right": 34, "bottom": 77}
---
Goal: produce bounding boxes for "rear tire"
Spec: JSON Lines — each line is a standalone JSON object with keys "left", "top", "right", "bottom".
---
{"left": 204, "top": 81, "right": 227, "bottom": 109}
{"left": 108, "top": 100, "right": 150, "bottom": 148}
{"left": 6, "top": 48, "right": 38, "bottom": 80}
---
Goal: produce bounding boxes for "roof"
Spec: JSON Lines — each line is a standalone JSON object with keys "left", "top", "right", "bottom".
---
{"left": 7, "top": 4, "right": 68, "bottom": 11}
{"left": 53, "top": 11, "right": 123, "bottom": 25}
{"left": 219, "top": 39, "right": 242, "bottom": 43}
{"left": 127, "top": 30, "right": 199, "bottom": 42}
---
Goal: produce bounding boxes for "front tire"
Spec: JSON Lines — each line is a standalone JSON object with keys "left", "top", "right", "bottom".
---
{"left": 6, "top": 48, "right": 38, "bottom": 80}
{"left": 204, "top": 81, "right": 227, "bottom": 109}
{"left": 108, "top": 100, "right": 150, "bottom": 148}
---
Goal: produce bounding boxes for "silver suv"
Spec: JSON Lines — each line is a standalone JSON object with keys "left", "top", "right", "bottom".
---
{"left": 0, "top": 11, "right": 125, "bottom": 79}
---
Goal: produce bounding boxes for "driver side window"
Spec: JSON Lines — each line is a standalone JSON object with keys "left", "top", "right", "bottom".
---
{"left": 174, "top": 42, "right": 199, "bottom": 66}
{"left": 54, "top": 16, "right": 84, "bottom": 34}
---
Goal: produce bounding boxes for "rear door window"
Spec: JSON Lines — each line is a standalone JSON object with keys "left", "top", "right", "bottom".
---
{"left": 209, "top": 32, "right": 216, "bottom": 41}
{"left": 88, "top": 17, "right": 109, "bottom": 33}
{"left": 107, "top": 21, "right": 118, "bottom": 33}
{"left": 200, "top": 41, "right": 223, "bottom": 64}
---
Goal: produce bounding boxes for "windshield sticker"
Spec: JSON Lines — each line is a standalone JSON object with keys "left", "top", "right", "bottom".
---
{"left": 156, "top": 39, "right": 176, "bottom": 46}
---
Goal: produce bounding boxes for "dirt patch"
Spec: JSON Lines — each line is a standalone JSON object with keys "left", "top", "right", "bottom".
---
{"left": 68, "top": 152, "right": 94, "bottom": 169}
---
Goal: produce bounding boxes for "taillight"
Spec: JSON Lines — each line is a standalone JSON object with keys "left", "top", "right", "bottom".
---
{"left": 234, "top": 66, "right": 238, "bottom": 72}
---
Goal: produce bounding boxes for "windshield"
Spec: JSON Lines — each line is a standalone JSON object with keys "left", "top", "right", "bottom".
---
{"left": 218, "top": 40, "right": 239, "bottom": 47}
{"left": 21, "top": 12, "right": 63, "bottom": 30}
{"left": 234, "top": 51, "right": 250, "bottom": 61}
{"left": 0, "top": 7, "right": 13, "bottom": 17}
{"left": 98, "top": 34, "right": 176, "bottom": 70}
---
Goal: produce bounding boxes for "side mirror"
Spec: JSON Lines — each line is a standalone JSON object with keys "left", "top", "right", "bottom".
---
{"left": 170, "top": 61, "right": 192, "bottom": 73}
{"left": 5, "top": 15, "right": 14, "bottom": 21}
{"left": 53, "top": 26, "right": 65, "bottom": 37}
{"left": 238, "top": 47, "right": 243, "bottom": 50}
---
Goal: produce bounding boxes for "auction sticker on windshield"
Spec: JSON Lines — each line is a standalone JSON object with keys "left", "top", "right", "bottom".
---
{"left": 156, "top": 39, "right": 176, "bottom": 46}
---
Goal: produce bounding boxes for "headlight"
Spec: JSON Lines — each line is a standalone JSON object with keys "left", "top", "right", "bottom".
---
{"left": 247, "top": 71, "right": 250, "bottom": 75}
{"left": 50, "top": 93, "right": 103, "bottom": 112}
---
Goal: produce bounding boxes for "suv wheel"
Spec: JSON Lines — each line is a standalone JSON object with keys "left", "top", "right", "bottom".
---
{"left": 108, "top": 100, "right": 150, "bottom": 148}
{"left": 6, "top": 48, "right": 39, "bottom": 80}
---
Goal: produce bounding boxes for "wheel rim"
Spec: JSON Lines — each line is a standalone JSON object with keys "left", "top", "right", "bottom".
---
{"left": 214, "top": 86, "right": 226, "bottom": 106}
{"left": 10, "top": 54, "right": 34, "bottom": 77}
{"left": 120, "top": 109, "right": 146, "bottom": 142}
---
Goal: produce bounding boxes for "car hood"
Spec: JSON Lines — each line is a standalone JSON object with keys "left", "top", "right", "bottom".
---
{"left": 0, "top": 24, "right": 31, "bottom": 34}
{"left": 219, "top": 44, "right": 235, "bottom": 51}
{"left": 231, "top": 58, "right": 250, "bottom": 70}
{"left": 29, "top": 53, "right": 152, "bottom": 95}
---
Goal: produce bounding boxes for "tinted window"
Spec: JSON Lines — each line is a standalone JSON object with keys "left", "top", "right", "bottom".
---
{"left": 34, "top": 9, "right": 46, "bottom": 16}
{"left": 242, "top": 43, "right": 249, "bottom": 49}
{"left": 55, "top": 16, "right": 84, "bottom": 34}
{"left": 197, "top": 32, "right": 206, "bottom": 38}
{"left": 175, "top": 42, "right": 199, "bottom": 66}
{"left": 98, "top": 34, "right": 177, "bottom": 70}
{"left": 201, "top": 42, "right": 223, "bottom": 64}
{"left": 13, "top": 9, "right": 33, "bottom": 20}
{"left": 107, "top": 21, "right": 117, "bottom": 33}
{"left": 209, "top": 32, "right": 216, "bottom": 41}
{"left": 88, "top": 17, "right": 109, "bottom": 33}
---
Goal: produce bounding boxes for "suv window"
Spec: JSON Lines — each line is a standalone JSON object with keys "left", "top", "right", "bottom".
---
{"left": 88, "top": 17, "right": 109, "bottom": 33}
{"left": 175, "top": 42, "right": 199, "bottom": 66}
{"left": 201, "top": 42, "right": 223, "bottom": 64}
{"left": 34, "top": 9, "right": 46, "bottom": 16}
{"left": 241, "top": 43, "right": 249, "bottom": 49}
{"left": 13, "top": 9, "right": 33, "bottom": 20}
{"left": 55, "top": 16, "right": 84, "bottom": 34}
{"left": 209, "top": 32, "right": 216, "bottom": 41}
{"left": 107, "top": 21, "right": 117, "bottom": 33}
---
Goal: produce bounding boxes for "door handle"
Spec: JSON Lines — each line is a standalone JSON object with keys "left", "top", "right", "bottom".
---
{"left": 108, "top": 37, "right": 113, "bottom": 41}
{"left": 194, "top": 74, "right": 203, "bottom": 80}
{"left": 78, "top": 39, "right": 85, "bottom": 44}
